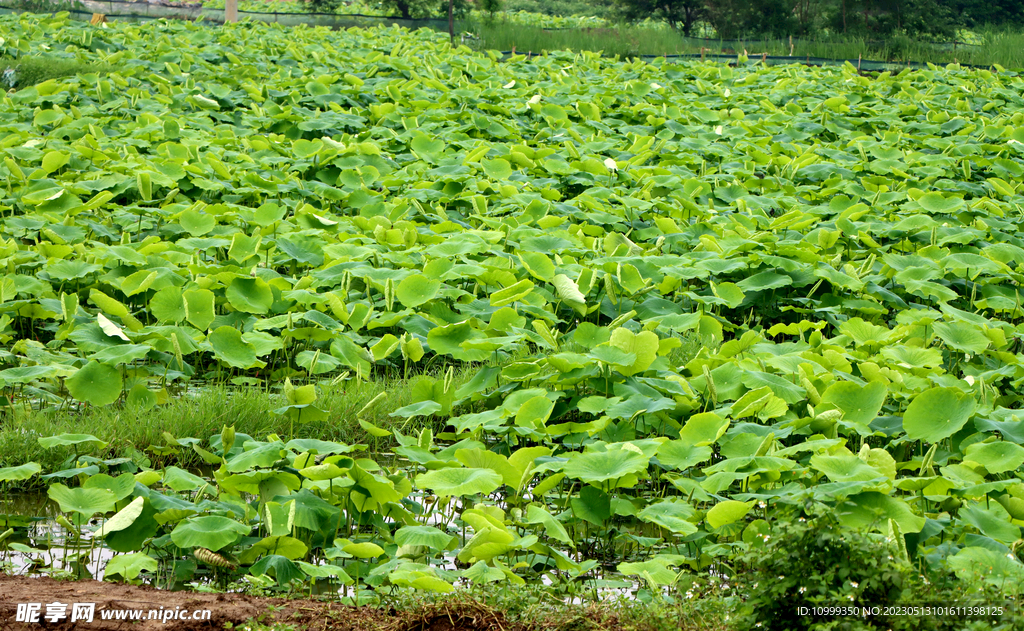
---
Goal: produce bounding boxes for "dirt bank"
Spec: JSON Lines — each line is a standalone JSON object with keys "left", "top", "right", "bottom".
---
{"left": 0, "top": 574, "right": 518, "bottom": 631}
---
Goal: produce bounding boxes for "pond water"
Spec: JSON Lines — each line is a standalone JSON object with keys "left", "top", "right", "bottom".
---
{"left": 1, "top": 492, "right": 119, "bottom": 580}
{"left": 1, "top": 491, "right": 668, "bottom": 602}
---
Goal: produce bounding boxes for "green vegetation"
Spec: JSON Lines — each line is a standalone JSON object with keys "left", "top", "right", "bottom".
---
{"left": 0, "top": 368, "right": 485, "bottom": 473}
{"left": 1, "top": 10, "right": 1024, "bottom": 630}
{"left": 0, "top": 55, "right": 108, "bottom": 90}
{"left": 463, "top": 22, "right": 1024, "bottom": 67}
{"left": 500, "top": 0, "right": 618, "bottom": 20}
{"left": 193, "top": 0, "right": 1024, "bottom": 66}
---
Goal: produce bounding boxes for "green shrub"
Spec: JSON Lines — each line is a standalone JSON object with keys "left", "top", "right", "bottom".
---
{"left": 0, "top": 56, "right": 107, "bottom": 90}
{"left": 734, "top": 516, "right": 1017, "bottom": 631}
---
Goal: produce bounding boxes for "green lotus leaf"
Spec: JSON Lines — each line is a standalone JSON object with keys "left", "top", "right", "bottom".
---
{"left": 105, "top": 552, "right": 158, "bottom": 580}
{"left": 563, "top": 449, "right": 649, "bottom": 486}
{"left": 552, "top": 273, "right": 587, "bottom": 315}
{"left": 637, "top": 500, "right": 698, "bottom": 535}
{"left": 706, "top": 500, "right": 754, "bottom": 529}
{"left": 171, "top": 516, "right": 249, "bottom": 551}
{"left": 395, "top": 526, "right": 457, "bottom": 551}
{"left": 959, "top": 503, "right": 1020, "bottom": 544}
{"left": 66, "top": 361, "right": 122, "bottom": 406}
{"left": 711, "top": 281, "right": 745, "bottom": 308}
{"left": 94, "top": 496, "right": 145, "bottom": 538}
{"left": 916, "top": 191, "right": 964, "bottom": 214}
{"left": 105, "top": 500, "right": 161, "bottom": 553}
{"left": 395, "top": 274, "right": 440, "bottom": 308}
{"left": 427, "top": 321, "right": 488, "bottom": 362}
{"left": 183, "top": 288, "right": 216, "bottom": 331}
{"left": 48, "top": 484, "right": 117, "bottom": 517}
{"left": 520, "top": 251, "right": 555, "bottom": 282}
{"left": 616, "top": 559, "right": 679, "bottom": 586}
{"left": 810, "top": 454, "right": 887, "bottom": 483}
{"left": 463, "top": 560, "right": 505, "bottom": 584}
{"left": 209, "top": 326, "right": 260, "bottom": 369}
{"left": 163, "top": 466, "right": 209, "bottom": 492}
{"left": 482, "top": 158, "right": 513, "bottom": 180}
{"left": 226, "top": 277, "right": 274, "bottom": 314}
{"left": 249, "top": 555, "right": 304, "bottom": 586}
{"left": 655, "top": 441, "right": 712, "bottom": 470}
{"left": 964, "top": 441, "right": 1024, "bottom": 474}
{"left": 150, "top": 286, "right": 186, "bottom": 323}
{"left": 902, "top": 387, "right": 977, "bottom": 443}
{"left": 819, "top": 381, "right": 887, "bottom": 431}
{"left": 678, "top": 412, "right": 730, "bottom": 446}
{"left": 410, "top": 133, "right": 444, "bottom": 163}
{"left": 343, "top": 542, "right": 384, "bottom": 559}
{"left": 415, "top": 467, "right": 502, "bottom": 498}
{"left": 526, "top": 505, "right": 573, "bottom": 545}
{"left": 839, "top": 317, "right": 894, "bottom": 348}
{"left": 948, "top": 547, "right": 1024, "bottom": 593}
{"left": 607, "top": 328, "right": 659, "bottom": 376}
{"left": 489, "top": 279, "right": 534, "bottom": 307}
{"left": 932, "top": 321, "right": 990, "bottom": 354}
{"left": 0, "top": 462, "right": 41, "bottom": 482}
{"left": 84, "top": 473, "right": 136, "bottom": 501}
{"left": 238, "top": 535, "right": 309, "bottom": 564}
{"left": 38, "top": 433, "right": 108, "bottom": 450}
{"left": 179, "top": 209, "right": 216, "bottom": 236}
{"left": 297, "top": 561, "right": 352, "bottom": 583}
{"left": 836, "top": 492, "right": 924, "bottom": 534}
{"left": 514, "top": 395, "right": 555, "bottom": 430}
{"left": 89, "top": 343, "right": 151, "bottom": 366}
{"left": 737, "top": 271, "right": 791, "bottom": 292}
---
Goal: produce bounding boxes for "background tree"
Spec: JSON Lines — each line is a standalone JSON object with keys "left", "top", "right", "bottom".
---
{"left": 615, "top": 0, "right": 705, "bottom": 36}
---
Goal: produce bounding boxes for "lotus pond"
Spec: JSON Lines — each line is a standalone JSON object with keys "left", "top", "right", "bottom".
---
{"left": 1, "top": 10, "right": 1024, "bottom": 628}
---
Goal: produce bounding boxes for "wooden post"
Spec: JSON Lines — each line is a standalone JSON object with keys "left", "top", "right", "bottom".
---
{"left": 448, "top": 0, "right": 454, "bottom": 47}
{"left": 225, "top": 0, "right": 237, "bottom": 23}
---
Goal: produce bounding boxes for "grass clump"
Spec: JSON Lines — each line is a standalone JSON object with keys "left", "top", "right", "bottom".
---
{"left": 0, "top": 55, "right": 108, "bottom": 90}
{"left": 379, "top": 585, "right": 731, "bottom": 631}
{"left": 462, "top": 21, "right": 1024, "bottom": 68}
{"left": 0, "top": 366, "right": 481, "bottom": 476}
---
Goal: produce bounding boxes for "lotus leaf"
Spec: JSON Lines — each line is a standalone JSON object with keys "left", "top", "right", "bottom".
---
{"left": 415, "top": 468, "right": 502, "bottom": 498}
{"left": 171, "top": 516, "right": 249, "bottom": 551}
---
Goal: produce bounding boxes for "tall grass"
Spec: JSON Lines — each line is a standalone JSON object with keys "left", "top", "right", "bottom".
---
{"left": 0, "top": 55, "right": 109, "bottom": 89}
{"left": 463, "top": 19, "right": 1024, "bottom": 69}
{"left": 0, "top": 367, "right": 481, "bottom": 475}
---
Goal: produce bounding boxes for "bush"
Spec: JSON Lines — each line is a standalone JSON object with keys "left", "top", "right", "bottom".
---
{"left": 733, "top": 516, "right": 1017, "bottom": 631}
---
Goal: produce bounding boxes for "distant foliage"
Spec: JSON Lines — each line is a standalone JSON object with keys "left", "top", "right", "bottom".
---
{"left": 301, "top": 0, "right": 344, "bottom": 14}
{"left": 301, "top": 0, "right": 469, "bottom": 18}
{"left": 480, "top": 0, "right": 503, "bottom": 18}
{"left": 614, "top": 0, "right": 706, "bottom": 35}
{"left": 612, "top": 0, "right": 1024, "bottom": 39}
{"left": 502, "top": 0, "right": 618, "bottom": 19}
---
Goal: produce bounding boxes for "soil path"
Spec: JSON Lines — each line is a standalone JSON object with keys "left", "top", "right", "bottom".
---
{"left": 0, "top": 574, "right": 515, "bottom": 631}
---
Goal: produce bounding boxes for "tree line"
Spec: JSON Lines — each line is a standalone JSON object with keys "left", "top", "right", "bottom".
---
{"left": 619, "top": 0, "right": 1024, "bottom": 38}
{"left": 304, "top": 0, "right": 1024, "bottom": 39}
